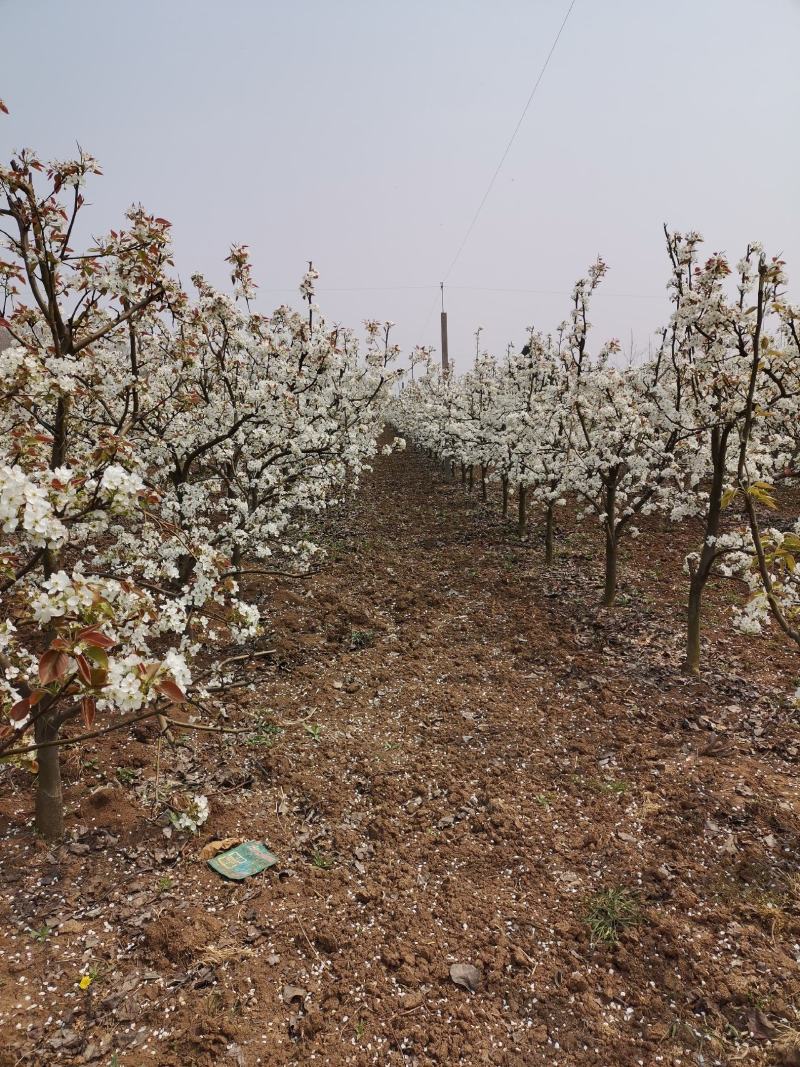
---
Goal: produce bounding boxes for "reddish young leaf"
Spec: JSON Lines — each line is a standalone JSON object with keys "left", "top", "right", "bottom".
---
{"left": 39, "top": 649, "right": 71, "bottom": 684}
{"left": 77, "top": 628, "right": 115, "bottom": 650}
{"left": 139, "top": 662, "right": 161, "bottom": 683}
{"left": 75, "top": 653, "right": 93, "bottom": 685}
{"left": 155, "top": 678, "right": 187, "bottom": 704}
{"left": 81, "top": 696, "right": 96, "bottom": 728}
{"left": 10, "top": 696, "right": 32, "bottom": 721}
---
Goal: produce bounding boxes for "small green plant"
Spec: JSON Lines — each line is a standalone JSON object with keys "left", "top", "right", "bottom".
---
{"left": 30, "top": 923, "right": 51, "bottom": 943}
{"left": 596, "top": 777, "right": 630, "bottom": 795}
{"left": 311, "top": 851, "right": 333, "bottom": 869}
{"left": 350, "top": 629, "right": 375, "bottom": 650}
{"left": 354, "top": 1021, "right": 366, "bottom": 1041}
{"left": 534, "top": 793, "right": 553, "bottom": 809}
{"left": 304, "top": 723, "right": 323, "bottom": 742}
{"left": 115, "top": 766, "right": 137, "bottom": 785}
{"left": 585, "top": 888, "right": 640, "bottom": 945}
{"left": 157, "top": 876, "right": 173, "bottom": 892}
{"left": 247, "top": 721, "right": 284, "bottom": 747}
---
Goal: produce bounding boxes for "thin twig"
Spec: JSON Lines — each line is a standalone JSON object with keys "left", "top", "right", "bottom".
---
{"left": 215, "top": 649, "right": 276, "bottom": 670}
{"left": 163, "top": 717, "right": 253, "bottom": 736}
{"left": 296, "top": 917, "right": 321, "bottom": 960}
{"left": 0, "top": 706, "right": 164, "bottom": 758}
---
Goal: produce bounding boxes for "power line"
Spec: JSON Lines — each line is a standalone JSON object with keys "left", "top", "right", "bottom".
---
{"left": 448, "top": 285, "right": 664, "bottom": 301}
{"left": 440, "top": 0, "right": 578, "bottom": 285}
{"left": 255, "top": 281, "right": 663, "bottom": 300}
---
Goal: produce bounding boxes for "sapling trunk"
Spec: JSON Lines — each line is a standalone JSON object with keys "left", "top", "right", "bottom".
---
{"left": 601, "top": 478, "right": 619, "bottom": 606}
{"left": 602, "top": 528, "right": 618, "bottom": 607}
{"left": 518, "top": 486, "right": 527, "bottom": 538}
{"left": 685, "top": 538, "right": 718, "bottom": 672}
{"left": 35, "top": 713, "right": 64, "bottom": 841}
{"left": 468, "top": 466, "right": 474, "bottom": 493}
{"left": 501, "top": 476, "right": 509, "bottom": 518}
{"left": 684, "top": 427, "right": 728, "bottom": 672}
{"left": 686, "top": 573, "right": 704, "bottom": 674}
{"left": 545, "top": 502, "right": 555, "bottom": 567}
{"left": 480, "top": 464, "right": 488, "bottom": 502}
{"left": 461, "top": 463, "right": 467, "bottom": 486}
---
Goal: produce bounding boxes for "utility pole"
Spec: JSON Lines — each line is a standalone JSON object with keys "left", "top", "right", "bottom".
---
{"left": 440, "top": 282, "right": 449, "bottom": 374}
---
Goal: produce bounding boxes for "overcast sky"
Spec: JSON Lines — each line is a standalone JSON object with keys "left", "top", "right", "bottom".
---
{"left": 3, "top": 0, "right": 799, "bottom": 370}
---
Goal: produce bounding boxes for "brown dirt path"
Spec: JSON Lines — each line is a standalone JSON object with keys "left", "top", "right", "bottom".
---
{"left": 1, "top": 445, "right": 799, "bottom": 1066}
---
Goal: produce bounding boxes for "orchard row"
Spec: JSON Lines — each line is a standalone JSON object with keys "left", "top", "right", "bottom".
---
{"left": 0, "top": 143, "right": 399, "bottom": 837}
{"left": 391, "top": 231, "right": 800, "bottom": 683}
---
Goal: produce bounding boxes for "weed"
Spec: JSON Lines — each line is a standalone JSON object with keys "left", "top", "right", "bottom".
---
{"left": 311, "top": 851, "right": 332, "bottom": 869}
{"left": 585, "top": 888, "right": 641, "bottom": 945}
{"left": 596, "top": 777, "right": 630, "bottom": 795}
{"left": 247, "top": 721, "right": 284, "bottom": 747}
{"left": 157, "top": 876, "right": 173, "bottom": 892}
{"left": 534, "top": 793, "right": 554, "bottom": 809}
{"left": 350, "top": 629, "right": 375, "bottom": 650}
{"left": 354, "top": 1021, "right": 366, "bottom": 1041}
{"left": 304, "top": 723, "right": 323, "bottom": 742}
{"left": 30, "top": 924, "right": 51, "bottom": 943}
{"left": 115, "top": 766, "right": 137, "bottom": 784}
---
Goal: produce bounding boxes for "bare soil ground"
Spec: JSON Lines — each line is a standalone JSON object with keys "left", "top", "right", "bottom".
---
{"left": 2, "top": 446, "right": 800, "bottom": 1066}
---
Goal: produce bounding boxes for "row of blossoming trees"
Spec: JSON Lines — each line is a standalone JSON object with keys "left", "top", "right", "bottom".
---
{"left": 0, "top": 137, "right": 399, "bottom": 839}
{"left": 391, "top": 231, "right": 800, "bottom": 684}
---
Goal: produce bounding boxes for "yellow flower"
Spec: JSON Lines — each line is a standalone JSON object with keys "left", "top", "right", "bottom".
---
{"left": 79, "top": 975, "right": 92, "bottom": 990}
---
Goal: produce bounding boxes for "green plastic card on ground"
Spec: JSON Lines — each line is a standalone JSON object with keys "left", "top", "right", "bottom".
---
{"left": 208, "top": 840, "right": 279, "bottom": 880}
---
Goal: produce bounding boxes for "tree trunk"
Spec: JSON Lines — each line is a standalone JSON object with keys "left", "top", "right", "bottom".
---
{"left": 686, "top": 572, "right": 704, "bottom": 674}
{"left": 601, "top": 477, "right": 619, "bottom": 606}
{"left": 461, "top": 463, "right": 467, "bottom": 486}
{"left": 545, "top": 502, "right": 555, "bottom": 567}
{"left": 501, "top": 476, "right": 509, "bottom": 518}
{"left": 602, "top": 529, "right": 618, "bottom": 607}
{"left": 480, "top": 464, "right": 488, "bottom": 502}
{"left": 518, "top": 486, "right": 527, "bottom": 539}
{"left": 468, "top": 466, "right": 474, "bottom": 493}
{"left": 684, "top": 427, "right": 729, "bottom": 672}
{"left": 35, "top": 714, "right": 64, "bottom": 841}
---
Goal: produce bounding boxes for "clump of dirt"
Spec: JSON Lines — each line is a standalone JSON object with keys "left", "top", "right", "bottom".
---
{"left": 1, "top": 445, "right": 799, "bottom": 1066}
